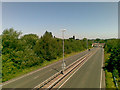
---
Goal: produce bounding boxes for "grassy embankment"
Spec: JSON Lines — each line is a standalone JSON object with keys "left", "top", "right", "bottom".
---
{"left": 104, "top": 52, "right": 116, "bottom": 88}
{"left": 3, "top": 49, "right": 87, "bottom": 82}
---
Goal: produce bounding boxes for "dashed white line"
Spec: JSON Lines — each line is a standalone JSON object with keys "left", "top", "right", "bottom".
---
{"left": 34, "top": 76, "right": 39, "bottom": 79}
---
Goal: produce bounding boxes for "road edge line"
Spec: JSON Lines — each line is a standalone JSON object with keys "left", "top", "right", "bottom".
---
{"left": 100, "top": 48, "right": 104, "bottom": 88}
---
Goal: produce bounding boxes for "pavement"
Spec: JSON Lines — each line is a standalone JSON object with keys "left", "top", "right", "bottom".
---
{"left": 2, "top": 48, "right": 96, "bottom": 89}
{"left": 59, "top": 48, "right": 105, "bottom": 88}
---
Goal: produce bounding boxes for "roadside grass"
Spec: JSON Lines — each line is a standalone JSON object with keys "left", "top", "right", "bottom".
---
{"left": 105, "top": 70, "right": 116, "bottom": 88}
{"left": 3, "top": 49, "right": 87, "bottom": 83}
{"left": 116, "top": 77, "right": 120, "bottom": 89}
{"left": 104, "top": 52, "right": 116, "bottom": 88}
{"left": 118, "top": 77, "right": 120, "bottom": 89}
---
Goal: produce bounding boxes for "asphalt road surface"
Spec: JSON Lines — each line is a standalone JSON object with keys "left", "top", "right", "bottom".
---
{"left": 2, "top": 48, "right": 96, "bottom": 89}
{"left": 58, "top": 48, "right": 105, "bottom": 88}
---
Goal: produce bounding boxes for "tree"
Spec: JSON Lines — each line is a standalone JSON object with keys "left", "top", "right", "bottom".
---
{"left": 2, "top": 28, "right": 95, "bottom": 82}
{"left": 2, "top": 28, "right": 22, "bottom": 54}
{"left": 20, "top": 34, "right": 39, "bottom": 49}
{"left": 96, "top": 38, "right": 100, "bottom": 43}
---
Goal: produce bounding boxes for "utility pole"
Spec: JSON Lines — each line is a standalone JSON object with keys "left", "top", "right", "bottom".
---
{"left": 61, "top": 29, "right": 66, "bottom": 74}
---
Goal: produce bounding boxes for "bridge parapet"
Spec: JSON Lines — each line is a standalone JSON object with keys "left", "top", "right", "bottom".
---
{"left": 92, "top": 43, "right": 105, "bottom": 48}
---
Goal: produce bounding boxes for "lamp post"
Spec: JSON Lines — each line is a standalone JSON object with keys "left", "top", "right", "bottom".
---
{"left": 61, "top": 29, "right": 66, "bottom": 74}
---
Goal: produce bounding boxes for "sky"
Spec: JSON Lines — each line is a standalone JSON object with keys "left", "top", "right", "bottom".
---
{"left": 2, "top": 2, "right": 118, "bottom": 39}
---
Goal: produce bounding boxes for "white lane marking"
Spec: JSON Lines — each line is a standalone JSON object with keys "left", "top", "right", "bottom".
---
{"left": 34, "top": 76, "right": 39, "bottom": 79}
{"left": 100, "top": 48, "right": 104, "bottom": 88}
{"left": 57, "top": 52, "right": 96, "bottom": 89}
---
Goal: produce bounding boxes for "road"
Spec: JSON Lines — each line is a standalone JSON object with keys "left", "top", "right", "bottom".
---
{"left": 57, "top": 48, "right": 105, "bottom": 88}
{"left": 2, "top": 48, "right": 96, "bottom": 89}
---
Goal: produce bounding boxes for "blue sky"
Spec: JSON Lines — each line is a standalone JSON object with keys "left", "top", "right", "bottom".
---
{"left": 2, "top": 2, "right": 118, "bottom": 39}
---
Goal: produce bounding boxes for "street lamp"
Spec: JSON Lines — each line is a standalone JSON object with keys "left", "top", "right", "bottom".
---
{"left": 61, "top": 29, "right": 66, "bottom": 74}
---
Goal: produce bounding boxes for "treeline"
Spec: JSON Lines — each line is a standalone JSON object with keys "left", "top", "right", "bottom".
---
{"left": 104, "top": 39, "right": 120, "bottom": 78}
{"left": 2, "top": 28, "right": 92, "bottom": 82}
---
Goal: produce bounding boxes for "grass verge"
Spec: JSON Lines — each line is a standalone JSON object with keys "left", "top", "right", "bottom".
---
{"left": 105, "top": 70, "right": 116, "bottom": 88}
